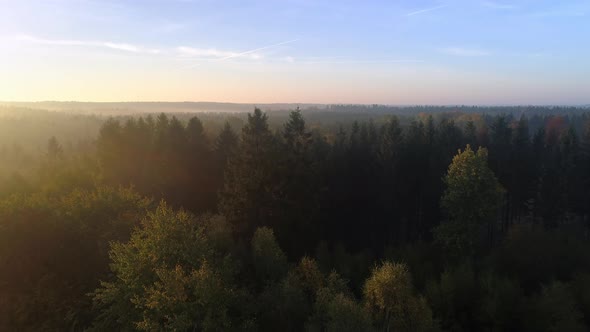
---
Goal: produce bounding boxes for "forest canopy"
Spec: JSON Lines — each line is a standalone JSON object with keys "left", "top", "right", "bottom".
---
{"left": 1, "top": 105, "right": 590, "bottom": 331}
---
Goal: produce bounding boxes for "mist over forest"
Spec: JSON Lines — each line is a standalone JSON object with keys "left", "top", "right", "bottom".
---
{"left": 2, "top": 103, "right": 590, "bottom": 331}
{"left": 3, "top": 0, "right": 590, "bottom": 329}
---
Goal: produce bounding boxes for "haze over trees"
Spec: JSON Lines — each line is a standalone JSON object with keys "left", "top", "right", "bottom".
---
{"left": 1, "top": 104, "right": 590, "bottom": 331}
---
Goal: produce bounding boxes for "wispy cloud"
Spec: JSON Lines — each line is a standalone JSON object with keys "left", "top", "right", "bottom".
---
{"left": 15, "top": 35, "right": 161, "bottom": 54}
{"left": 285, "top": 56, "right": 425, "bottom": 65}
{"left": 300, "top": 59, "right": 425, "bottom": 65}
{"left": 181, "top": 39, "right": 299, "bottom": 68}
{"left": 15, "top": 34, "right": 297, "bottom": 65}
{"left": 406, "top": 4, "right": 448, "bottom": 17}
{"left": 217, "top": 39, "right": 299, "bottom": 61}
{"left": 440, "top": 47, "right": 491, "bottom": 56}
{"left": 481, "top": 1, "right": 516, "bottom": 10}
{"left": 176, "top": 47, "right": 261, "bottom": 60}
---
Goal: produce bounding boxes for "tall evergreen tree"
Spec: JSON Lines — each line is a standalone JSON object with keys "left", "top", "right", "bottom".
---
{"left": 47, "top": 136, "right": 63, "bottom": 160}
{"left": 219, "top": 108, "right": 280, "bottom": 236}
{"left": 214, "top": 121, "right": 239, "bottom": 198}
{"left": 277, "top": 109, "right": 319, "bottom": 256}
{"left": 509, "top": 116, "right": 533, "bottom": 224}
{"left": 464, "top": 120, "right": 477, "bottom": 148}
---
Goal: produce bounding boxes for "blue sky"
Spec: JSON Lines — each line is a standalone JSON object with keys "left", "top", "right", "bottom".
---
{"left": 0, "top": 0, "right": 589, "bottom": 104}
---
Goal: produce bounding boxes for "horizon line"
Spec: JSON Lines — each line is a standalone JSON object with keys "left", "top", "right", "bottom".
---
{"left": 1, "top": 100, "right": 588, "bottom": 108}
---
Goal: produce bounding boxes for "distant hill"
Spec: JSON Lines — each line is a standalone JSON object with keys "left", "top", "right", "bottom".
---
{"left": 0, "top": 101, "right": 588, "bottom": 117}
{"left": 0, "top": 101, "right": 326, "bottom": 115}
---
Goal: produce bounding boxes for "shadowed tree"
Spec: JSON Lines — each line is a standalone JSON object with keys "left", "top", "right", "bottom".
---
{"left": 219, "top": 108, "right": 280, "bottom": 236}
{"left": 363, "top": 261, "right": 433, "bottom": 332}
{"left": 277, "top": 109, "right": 320, "bottom": 257}
{"left": 435, "top": 145, "right": 504, "bottom": 258}
{"left": 91, "top": 203, "right": 248, "bottom": 331}
{"left": 215, "top": 121, "right": 239, "bottom": 168}
{"left": 47, "top": 136, "right": 63, "bottom": 160}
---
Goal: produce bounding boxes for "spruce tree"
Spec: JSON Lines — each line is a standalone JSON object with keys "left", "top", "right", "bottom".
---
{"left": 219, "top": 108, "right": 279, "bottom": 235}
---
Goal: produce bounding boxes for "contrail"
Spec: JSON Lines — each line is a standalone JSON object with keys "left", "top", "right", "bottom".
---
{"left": 406, "top": 4, "right": 448, "bottom": 16}
{"left": 217, "top": 39, "right": 299, "bottom": 61}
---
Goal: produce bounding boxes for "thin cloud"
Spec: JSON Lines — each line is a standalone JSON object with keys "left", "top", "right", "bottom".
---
{"left": 273, "top": 55, "right": 425, "bottom": 65}
{"left": 17, "top": 34, "right": 298, "bottom": 67}
{"left": 299, "top": 59, "right": 425, "bottom": 65}
{"left": 217, "top": 39, "right": 299, "bottom": 61}
{"left": 406, "top": 4, "right": 448, "bottom": 17}
{"left": 179, "top": 39, "right": 298, "bottom": 66}
{"left": 180, "top": 39, "right": 299, "bottom": 68}
{"left": 254, "top": 55, "right": 425, "bottom": 65}
{"left": 15, "top": 35, "right": 161, "bottom": 54}
{"left": 176, "top": 46, "right": 260, "bottom": 60}
{"left": 440, "top": 47, "right": 491, "bottom": 57}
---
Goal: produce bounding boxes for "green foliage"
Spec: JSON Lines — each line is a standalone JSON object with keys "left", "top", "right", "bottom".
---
{"left": 426, "top": 263, "right": 481, "bottom": 331}
{"left": 0, "top": 186, "right": 150, "bottom": 331}
{"left": 91, "top": 202, "right": 248, "bottom": 331}
{"left": 480, "top": 274, "right": 524, "bottom": 331}
{"left": 523, "top": 281, "right": 585, "bottom": 332}
{"left": 436, "top": 145, "right": 504, "bottom": 256}
{"left": 256, "top": 269, "right": 309, "bottom": 331}
{"left": 493, "top": 225, "right": 590, "bottom": 292}
{"left": 215, "top": 121, "right": 239, "bottom": 164}
{"left": 276, "top": 109, "right": 320, "bottom": 256}
{"left": 97, "top": 114, "right": 219, "bottom": 212}
{"left": 251, "top": 227, "right": 288, "bottom": 284}
{"left": 306, "top": 269, "right": 370, "bottom": 332}
{"left": 323, "top": 293, "right": 375, "bottom": 332}
{"left": 219, "top": 108, "right": 281, "bottom": 233}
{"left": 364, "top": 261, "right": 434, "bottom": 332}
{"left": 2, "top": 108, "right": 590, "bottom": 330}
{"left": 571, "top": 273, "right": 590, "bottom": 326}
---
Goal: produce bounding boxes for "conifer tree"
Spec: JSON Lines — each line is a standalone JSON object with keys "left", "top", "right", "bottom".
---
{"left": 47, "top": 136, "right": 63, "bottom": 160}
{"left": 278, "top": 109, "right": 318, "bottom": 256}
{"left": 219, "top": 108, "right": 279, "bottom": 235}
{"left": 509, "top": 116, "right": 533, "bottom": 223}
{"left": 464, "top": 120, "right": 477, "bottom": 148}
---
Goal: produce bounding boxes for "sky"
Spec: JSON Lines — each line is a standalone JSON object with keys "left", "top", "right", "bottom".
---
{"left": 0, "top": 0, "right": 589, "bottom": 105}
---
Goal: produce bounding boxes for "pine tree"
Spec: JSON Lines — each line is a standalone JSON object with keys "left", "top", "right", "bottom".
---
{"left": 214, "top": 122, "right": 239, "bottom": 200}
{"left": 464, "top": 120, "right": 477, "bottom": 148}
{"left": 560, "top": 127, "right": 580, "bottom": 218}
{"left": 378, "top": 116, "right": 403, "bottom": 166}
{"left": 47, "top": 136, "right": 63, "bottom": 160}
{"left": 283, "top": 108, "right": 311, "bottom": 153}
{"left": 509, "top": 116, "right": 533, "bottom": 223}
{"left": 216, "top": 122, "right": 239, "bottom": 163}
{"left": 97, "top": 118, "right": 124, "bottom": 184}
{"left": 186, "top": 116, "right": 208, "bottom": 151}
{"left": 219, "top": 108, "right": 280, "bottom": 235}
{"left": 581, "top": 122, "right": 590, "bottom": 225}
{"left": 278, "top": 109, "right": 318, "bottom": 256}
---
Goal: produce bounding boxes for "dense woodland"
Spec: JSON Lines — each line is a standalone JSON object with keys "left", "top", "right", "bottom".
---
{"left": 1, "top": 105, "right": 590, "bottom": 331}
